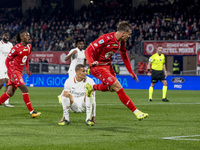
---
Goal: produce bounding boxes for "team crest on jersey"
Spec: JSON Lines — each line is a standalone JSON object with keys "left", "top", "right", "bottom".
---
{"left": 160, "top": 59, "right": 162, "bottom": 61}
{"left": 11, "top": 49, "right": 15, "bottom": 53}
{"left": 98, "top": 39, "right": 104, "bottom": 44}
{"left": 94, "top": 43, "right": 98, "bottom": 47}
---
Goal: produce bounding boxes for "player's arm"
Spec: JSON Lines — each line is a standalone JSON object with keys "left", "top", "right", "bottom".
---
{"left": 163, "top": 63, "right": 167, "bottom": 77}
{"left": 5, "top": 48, "right": 18, "bottom": 80}
{"left": 65, "top": 50, "right": 77, "bottom": 61}
{"left": 119, "top": 41, "right": 139, "bottom": 82}
{"left": 25, "top": 57, "right": 31, "bottom": 77}
{"left": 85, "top": 35, "right": 106, "bottom": 67}
{"left": 147, "top": 61, "right": 152, "bottom": 76}
{"left": 62, "top": 91, "right": 74, "bottom": 104}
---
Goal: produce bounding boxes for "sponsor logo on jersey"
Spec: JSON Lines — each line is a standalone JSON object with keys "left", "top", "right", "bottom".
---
{"left": 11, "top": 49, "right": 15, "bottom": 53}
{"left": 105, "top": 51, "right": 114, "bottom": 59}
{"left": 107, "top": 45, "right": 110, "bottom": 47}
{"left": 98, "top": 39, "right": 104, "bottom": 44}
{"left": 112, "top": 44, "right": 118, "bottom": 47}
{"left": 23, "top": 48, "right": 29, "bottom": 51}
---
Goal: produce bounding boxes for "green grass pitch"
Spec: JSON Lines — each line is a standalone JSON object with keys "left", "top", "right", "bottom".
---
{"left": 0, "top": 87, "right": 200, "bottom": 150}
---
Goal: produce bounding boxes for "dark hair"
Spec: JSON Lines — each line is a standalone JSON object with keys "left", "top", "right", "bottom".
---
{"left": 76, "top": 39, "right": 84, "bottom": 45}
{"left": 75, "top": 64, "right": 86, "bottom": 72}
{"left": 16, "top": 30, "right": 27, "bottom": 43}
{"left": 117, "top": 21, "right": 132, "bottom": 32}
{"left": 157, "top": 45, "right": 163, "bottom": 48}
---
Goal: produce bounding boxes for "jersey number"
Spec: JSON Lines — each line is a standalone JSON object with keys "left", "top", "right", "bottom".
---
{"left": 22, "top": 56, "right": 27, "bottom": 63}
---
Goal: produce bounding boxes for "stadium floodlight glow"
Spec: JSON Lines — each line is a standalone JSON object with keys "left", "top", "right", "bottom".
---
{"left": 90, "top": 0, "right": 94, "bottom": 4}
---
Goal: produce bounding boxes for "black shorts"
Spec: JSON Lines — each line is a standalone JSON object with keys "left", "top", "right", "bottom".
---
{"left": 151, "top": 69, "right": 166, "bottom": 83}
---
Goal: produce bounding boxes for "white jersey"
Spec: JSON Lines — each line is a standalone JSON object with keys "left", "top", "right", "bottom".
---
{"left": 0, "top": 40, "right": 13, "bottom": 79}
{"left": 63, "top": 76, "right": 95, "bottom": 100}
{"left": 68, "top": 47, "right": 85, "bottom": 78}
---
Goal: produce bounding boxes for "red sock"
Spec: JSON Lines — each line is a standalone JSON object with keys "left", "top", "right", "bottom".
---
{"left": 93, "top": 84, "right": 109, "bottom": 91}
{"left": 117, "top": 88, "right": 137, "bottom": 112}
{"left": 22, "top": 92, "right": 33, "bottom": 112}
{"left": 0, "top": 92, "right": 11, "bottom": 105}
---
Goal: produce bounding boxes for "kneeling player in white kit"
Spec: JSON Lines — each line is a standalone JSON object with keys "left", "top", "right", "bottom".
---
{"left": 58, "top": 64, "right": 96, "bottom": 126}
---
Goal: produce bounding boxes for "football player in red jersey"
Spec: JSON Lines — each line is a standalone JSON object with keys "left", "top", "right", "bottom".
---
{"left": 0, "top": 30, "right": 41, "bottom": 118}
{"left": 85, "top": 21, "right": 148, "bottom": 120}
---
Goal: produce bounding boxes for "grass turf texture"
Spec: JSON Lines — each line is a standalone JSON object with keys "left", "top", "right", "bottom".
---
{"left": 0, "top": 87, "right": 199, "bottom": 150}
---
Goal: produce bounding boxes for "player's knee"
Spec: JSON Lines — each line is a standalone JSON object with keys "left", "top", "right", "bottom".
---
{"left": 110, "top": 81, "right": 122, "bottom": 92}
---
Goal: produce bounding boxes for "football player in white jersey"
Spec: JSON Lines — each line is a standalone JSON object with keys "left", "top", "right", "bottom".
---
{"left": 58, "top": 64, "right": 97, "bottom": 126}
{"left": 0, "top": 32, "right": 14, "bottom": 107}
{"left": 65, "top": 39, "right": 86, "bottom": 78}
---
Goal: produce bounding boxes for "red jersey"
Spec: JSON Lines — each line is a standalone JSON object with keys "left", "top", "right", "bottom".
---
{"left": 85, "top": 32, "right": 122, "bottom": 64}
{"left": 85, "top": 32, "right": 136, "bottom": 77}
{"left": 7, "top": 43, "right": 32, "bottom": 73}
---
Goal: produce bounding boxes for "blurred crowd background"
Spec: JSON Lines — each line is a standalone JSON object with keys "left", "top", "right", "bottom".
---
{"left": 0, "top": 0, "right": 200, "bottom": 52}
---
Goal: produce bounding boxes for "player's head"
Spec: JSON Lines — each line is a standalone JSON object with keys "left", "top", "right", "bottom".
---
{"left": 76, "top": 39, "right": 84, "bottom": 50}
{"left": 157, "top": 45, "right": 163, "bottom": 55}
{"left": 16, "top": 30, "right": 30, "bottom": 44}
{"left": 117, "top": 21, "right": 132, "bottom": 41}
{"left": 75, "top": 64, "right": 87, "bottom": 80}
{"left": 2, "top": 32, "right": 10, "bottom": 43}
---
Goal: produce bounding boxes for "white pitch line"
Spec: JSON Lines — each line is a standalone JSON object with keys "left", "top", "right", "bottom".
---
{"left": 1, "top": 102, "right": 200, "bottom": 108}
{"left": 162, "top": 135, "right": 200, "bottom": 141}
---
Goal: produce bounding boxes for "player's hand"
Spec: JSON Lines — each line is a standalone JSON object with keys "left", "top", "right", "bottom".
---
{"left": 130, "top": 74, "right": 139, "bottom": 82}
{"left": 147, "top": 72, "right": 151, "bottom": 76}
{"left": 91, "top": 61, "right": 99, "bottom": 67}
{"left": 11, "top": 73, "right": 16, "bottom": 82}
{"left": 165, "top": 72, "right": 168, "bottom": 77}
{"left": 26, "top": 69, "right": 31, "bottom": 77}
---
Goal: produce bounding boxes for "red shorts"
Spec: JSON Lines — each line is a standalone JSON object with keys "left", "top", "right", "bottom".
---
{"left": 8, "top": 71, "right": 25, "bottom": 89}
{"left": 90, "top": 65, "right": 117, "bottom": 86}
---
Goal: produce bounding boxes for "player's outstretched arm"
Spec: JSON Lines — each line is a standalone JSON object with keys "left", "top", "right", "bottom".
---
{"left": 65, "top": 50, "right": 77, "bottom": 61}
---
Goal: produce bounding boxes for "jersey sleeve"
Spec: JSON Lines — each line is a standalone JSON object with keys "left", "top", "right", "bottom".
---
{"left": 85, "top": 35, "right": 107, "bottom": 65}
{"left": 7, "top": 47, "right": 18, "bottom": 60}
{"left": 149, "top": 55, "right": 154, "bottom": 62}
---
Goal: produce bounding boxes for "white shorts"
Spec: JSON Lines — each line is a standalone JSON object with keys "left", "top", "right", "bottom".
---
{"left": 70, "top": 98, "right": 86, "bottom": 113}
{"left": 0, "top": 70, "right": 8, "bottom": 79}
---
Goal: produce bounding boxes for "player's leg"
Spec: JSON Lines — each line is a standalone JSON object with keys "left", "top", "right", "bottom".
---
{"left": 91, "top": 92, "right": 97, "bottom": 124}
{"left": 85, "top": 93, "right": 95, "bottom": 126}
{"left": 0, "top": 85, "right": 15, "bottom": 105}
{"left": 4, "top": 79, "right": 14, "bottom": 107}
{"left": 161, "top": 80, "right": 169, "bottom": 102}
{"left": 149, "top": 83, "right": 155, "bottom": 102}
{"left": 110, "top": 80, "right": 148, "bottom": 120}
{"left": 18, "top": 84, "right": 41, "bottom": 117}
{"left": 58, "top": 96, "right": 71, "bottom": 125}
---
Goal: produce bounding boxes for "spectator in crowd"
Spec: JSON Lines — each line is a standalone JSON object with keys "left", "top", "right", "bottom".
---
{"left": 137, "top": 59, "right": 146, "bottom": 74}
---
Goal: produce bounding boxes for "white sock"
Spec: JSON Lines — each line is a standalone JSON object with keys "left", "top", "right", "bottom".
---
{"left": 86, "top": 96, "right": 93, "bottom": 121}
{"left": 92, "top": 92, "right": 96, "bottom": 117}
{"left": 4, "top": 99, "right": 9, "bottom": 105}
{"left": 30, "top": 110, "right": 34, "bottom": 114}
{"left": 62, "top": 97, "right": 70, "bottom": 121}
{"left": 133, "top": 109, "right": 139, "bottom": 114}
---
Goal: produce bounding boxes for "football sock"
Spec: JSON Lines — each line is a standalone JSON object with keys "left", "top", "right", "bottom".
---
{"left": 162, "top": 86, "right": 167, "bottom": 99}
{"left": 0, "top": 92, "right": 11, "bottom": 105}
{"left": 92, "top": 92, "right": 96, "bottom": 117}
{"left": 116, "top": 88, "right": 137, "bottom": 112}
{"left": 93, "top": 84, "right": 109, "bottom": 91}
{"left": 62, "top": 97, "right": 70, "bottom": 121}
{"left": 4, "top": 99, "right": 10, "bottom": 105}
{"left": 22, "top": 92, "right": 33, "bottom": 112}
{"left": 86, "top": 96, "right": 93, "bottom": 121}
{"left": 149, "top": 86, "right": 153, "bottom": 99}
